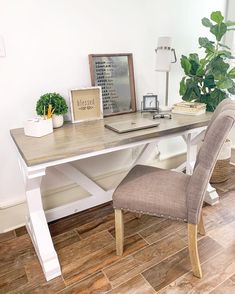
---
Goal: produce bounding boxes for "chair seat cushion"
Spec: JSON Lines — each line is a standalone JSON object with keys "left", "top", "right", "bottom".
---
{"left": 113, "top": 165, "right": 190, "bottom": 222}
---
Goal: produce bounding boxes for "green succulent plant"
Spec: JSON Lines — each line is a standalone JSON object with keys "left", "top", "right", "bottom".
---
{"left": 36, "top": 92, "right": 68, "bottom": 116}
{"left": 180, "top": 11, "right": 235, "bottom": 111}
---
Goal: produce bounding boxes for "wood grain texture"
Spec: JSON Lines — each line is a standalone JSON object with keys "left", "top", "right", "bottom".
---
{"left": 76, "top": 211, "right": 136, "bottom": 239}
{"left": 142, "top": 236, "right": 222, "bottom": 292}
{"left": 109, "top": 214, "right": 164, "bottom": 239}
{"left": 10, "top": 112, "right": 212, "bottom": 166}
{"left": 62, "top": 234, "right": 147, "bottom": 286}
{"left": 23, "top": 255, "right": 65, "bottom": 293}
{"left": 114, "top": 209, "right": 124, "bottom": 256}
{"left": 59, "top": 271, "right": 111, "bottom": 294}
{"left": 208, "top": 220, "right": 235, "bottom": 249}
{"left": 49, "top": 202, "right": 114, "bottom": 237}
{"left": 158, "top": 245, "right": 235, "bottom": 293}
{"left": 0, "top": 230, "right": 16, "bottom": 243}
{"left": 139, "top": 219, "right": 185, "bottom": 244}
{"left": 58, "top": 231, "right": 115, "bottom": 266}
{"left": 103, "top": 233, "right": 187, "bottom": 288}
{"left": 106, "top": 275, "right": 155, "bottom": 294}
{"left": 210, "top": 278, "right": 235, "bottom": 294}
{"left": 188, "top": 224, "right": 202, "bottom": 278}
{"left": 0, "top": 234, "right": 34, "bottom": 268}
{"left": 52, "top": 229, "right": 81, "bottom": 251}
{"left": 2, "top": 171, "right": 235, "bottom": 293}
{"left": 0, "top": 268, "right": 28, "bottom": 293}
{"left": 15, "top": 226, "right": 27, "bottom": 237}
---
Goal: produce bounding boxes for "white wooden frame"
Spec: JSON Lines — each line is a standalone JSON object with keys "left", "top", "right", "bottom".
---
{"left": 15, "top": 125, "right": 219, "bottom": 281}
{"left": 69, "top": 86, "right": 103, "bottom": 123}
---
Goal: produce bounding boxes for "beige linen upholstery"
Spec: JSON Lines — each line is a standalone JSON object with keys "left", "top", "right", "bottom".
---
{"left": 205, "top": 98, "right": 234, "bottom": 135}
{"left": 113, "top": 165, "right": 190, "bottom": 221}
{"left": 112, "top": 100, "right": 235, "bottom": 278}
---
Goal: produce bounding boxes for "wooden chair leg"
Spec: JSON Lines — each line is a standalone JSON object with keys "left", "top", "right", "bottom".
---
{"left": 115, "top": 209, "right": 124, "bottom": 256}
{"left": 188, "top": 224, "right": 202, "bottom": 278}
{"left": 198, "top": 213, "right": 206, "bottom": 236}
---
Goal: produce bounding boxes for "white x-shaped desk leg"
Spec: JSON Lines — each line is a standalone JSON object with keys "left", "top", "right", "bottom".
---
{"left": 18, "top": 158, "right": 61, "bottom": 281}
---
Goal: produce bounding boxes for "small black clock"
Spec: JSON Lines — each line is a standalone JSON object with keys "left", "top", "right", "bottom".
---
{"left": 141, "top": 94, "right": 159, "bottom": 112}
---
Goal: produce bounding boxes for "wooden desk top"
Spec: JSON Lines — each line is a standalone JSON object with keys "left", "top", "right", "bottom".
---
{"left": 10, "top": 112, "right": 213, "bottom": 167}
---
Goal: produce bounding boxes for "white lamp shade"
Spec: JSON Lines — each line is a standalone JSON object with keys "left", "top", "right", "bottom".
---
{"left": 155, "top": 36, "right": 172, "bottom": 72}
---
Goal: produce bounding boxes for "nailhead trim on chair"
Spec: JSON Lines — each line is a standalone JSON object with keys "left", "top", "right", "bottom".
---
{"left": 113, "top": 206, "right": 188, "bottom": 223}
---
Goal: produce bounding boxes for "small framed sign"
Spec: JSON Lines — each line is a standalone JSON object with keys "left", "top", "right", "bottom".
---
{"left": 69, "top": 87, "right": 103, "bottom": 123}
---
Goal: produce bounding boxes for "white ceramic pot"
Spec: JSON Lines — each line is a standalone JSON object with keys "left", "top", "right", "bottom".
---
{"left": 52, "top": 114, "right": 64, "bottom": 128}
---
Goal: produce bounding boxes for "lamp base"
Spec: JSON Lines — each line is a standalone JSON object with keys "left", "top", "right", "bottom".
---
{"left": 159, "top": 105, "right": 172, "bottom": 112}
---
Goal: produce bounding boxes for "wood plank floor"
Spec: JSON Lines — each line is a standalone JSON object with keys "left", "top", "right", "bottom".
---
{"left": 1, "top": 166, "right": 235, "bottom": 293}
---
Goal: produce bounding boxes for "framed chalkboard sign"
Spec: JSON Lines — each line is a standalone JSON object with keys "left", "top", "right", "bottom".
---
{"left": 89, "top": 53, "right": 136, "bottom": 116}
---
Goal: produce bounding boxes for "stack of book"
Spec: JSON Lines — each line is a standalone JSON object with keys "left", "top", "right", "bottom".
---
{"left": 172, "top": 101, "right": 206, "bottom": 115}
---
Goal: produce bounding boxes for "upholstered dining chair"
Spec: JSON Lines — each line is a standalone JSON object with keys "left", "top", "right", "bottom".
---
{"left": 112, "top": 101, "right": 235, "bottom": 279}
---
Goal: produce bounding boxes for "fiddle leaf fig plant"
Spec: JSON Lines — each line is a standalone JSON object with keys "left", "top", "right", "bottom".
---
{"left": 179, "top": 11, "right": 235, "bottom": 111}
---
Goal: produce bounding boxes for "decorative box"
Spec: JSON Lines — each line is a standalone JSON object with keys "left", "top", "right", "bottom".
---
{"left": 24, "top": 118, "right": 53, "bottom": 137}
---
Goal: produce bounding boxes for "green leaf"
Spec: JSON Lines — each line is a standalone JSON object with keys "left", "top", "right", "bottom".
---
{"left": 210, "top": 11, "right": 224, "bottom": 24}
{"left": 228, "top": 85, "right": 235, "bottom": 94}
{"left": 200, "top": 94, "right": 215, "bottom": 111}
{"left": 228, "top": 68, "right": 235, "bottom": 79}
{"left": 189, "top": 53, "right": 200, "bottom": 64}
{"left": 201, "top": 89, "right": 227, "bottom": 111}
{"left": 204, "top": 75, "right": 216, "bottom": 89}
{"left": 180, "top": 55, "right": 191, "bottom": 75}
{"left": 210, "top": 88, "right": 227, "bottom": 104}
{"left": 182, "top": 79, "right": 201, "bottom": 101}
{"left": 202, "top": 17, "right": 213, "bottom": 28}
{"left": 198, "top": 37, "right": 214, "bottom": 51}
{"left": 225, "top": 21, "right": 235, "bottom": 26}
{"left": 200, "top": 58, "right": 209, "bottom": 67}
{"left": 196, "top": 66, "right": 205, "bottom": 77}
{"left": 210, "top": 23, "right": 227, "bottom": 41}
{"left": 189, "top": 60, "right": 200, "bottom": 75}
{"left": 179, "top": 77, "right": 187, "bottom": 96}
{"left": 218, "top": 50, "right": 232, "bottom": 58}
{"left": 216, "top": 77, "right": 233, "bottom": 89}
{"left": 228, "top": 80, "right": 235, "bottom": 94}
{"left": 207, "top": 56, "right": 230, "bottom": 79}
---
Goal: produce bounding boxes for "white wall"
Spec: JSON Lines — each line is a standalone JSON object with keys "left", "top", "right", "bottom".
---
{"left": 0, "top": 0, "right": 227, "bottom": 231}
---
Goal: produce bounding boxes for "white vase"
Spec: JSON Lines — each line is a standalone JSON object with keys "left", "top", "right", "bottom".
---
{"left": 52, "top": 114, "right": 64, "bottom": 128}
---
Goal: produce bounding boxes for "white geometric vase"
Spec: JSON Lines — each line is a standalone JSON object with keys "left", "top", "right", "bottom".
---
{"left": 52, "top": 114, "right": 64, "bottom": 128}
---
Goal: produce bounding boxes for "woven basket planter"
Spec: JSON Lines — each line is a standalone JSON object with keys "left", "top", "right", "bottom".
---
{"left": 210, "top": 139, "right": 231, "bottom": 184}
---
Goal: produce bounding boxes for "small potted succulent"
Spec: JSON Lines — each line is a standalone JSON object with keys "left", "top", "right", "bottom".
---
{"left": 36, "top": 93, "right": 68, "bottom": 128}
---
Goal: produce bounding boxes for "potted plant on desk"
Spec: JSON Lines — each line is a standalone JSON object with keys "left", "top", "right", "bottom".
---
{"left": 36, "top": 92, "right": 68, "bottom": 128}
{"left": 179, "top": 11, "right": 235, "bottom": 183}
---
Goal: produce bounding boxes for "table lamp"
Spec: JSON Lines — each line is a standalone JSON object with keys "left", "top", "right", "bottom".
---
{"left": 155, "top": 36, "right": 177, "bottom": 111}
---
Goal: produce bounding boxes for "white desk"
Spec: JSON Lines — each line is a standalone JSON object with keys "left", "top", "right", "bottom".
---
{"left": 10, "top": 111, "right": 215, "bottom": 281}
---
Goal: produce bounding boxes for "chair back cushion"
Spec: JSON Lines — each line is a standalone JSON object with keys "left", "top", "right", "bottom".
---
{"left": 187, "top": 105, "right": 235, "bottom": 224}
{"left": 205, "top": 98, "right": 233, "bottom": 136}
